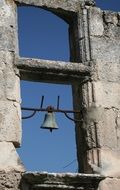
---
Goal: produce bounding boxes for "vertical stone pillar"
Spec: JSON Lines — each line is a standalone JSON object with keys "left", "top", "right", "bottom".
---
{"left": 74, "top": 5, "right": 120, "bottom": 189}
{"left": 0, "top": 0, "right": 25, "bottom": 189}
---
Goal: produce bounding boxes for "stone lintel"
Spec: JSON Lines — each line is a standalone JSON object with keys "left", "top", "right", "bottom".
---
{"left": 15, "top": 57, "right": 92, "bottom": 84}
{"left": 15, "top": 0, "right": 78, "bottom": 24}
{"left": 14, "top": 0, "right": 95, "bottom": 12}
{"left": 15, "top": 0, "right": 95, "bottom": 24}
{"left": 22, "top": 172, "right": 104, "bottom": 189}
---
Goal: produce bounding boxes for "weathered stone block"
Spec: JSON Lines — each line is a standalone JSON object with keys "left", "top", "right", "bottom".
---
{"left": 0, "top": 171, "right": 23, "bottom": 190}
{"left": 0, "top": 142, "right": 25, "bottom": 172}
{"left": 15, "top": 0, "right": 95, "bottom": 12}
{"left": 90, "top": 37, "right": 120, "bottom": 63}
{"left": 5, "top": 71, "right": 21, "bottom": 102}
{"left": 21, "top": 172, "right": 103, "bottom": 190}
{"left": 86, "top": 148, "right": 120, "bottom": 177}
{"left": 15, "top": 0, "right": 79, "bottom": 12}
{"left": 15, "top": 57, "right": 91, "bottom": 82}
{"left": 0, "top": 101, "right": 21, "bottom": 147}
{"left": 104, "top": 24, "right": 120, "bottom": 39}
{"left": 97, "top": 109, "right": 117, "bottom": 149}
{"left": 0, "top": 0, "right": 16, "bottom": 27}
{"left": 0, "top": 70, "right": 5, "bottom": 100}
{"left": 0, "top": 51, "right": 14, "bottom": 68}
{"left": 93, "top": 60, "right": 120, "bottom": 82}
{"left": 0, "top": 2, "right": 120, "bottom": 190}
{"left": 88, "top": 7, "right": 104, "bottom": 36}
{"left": 0, "top": 52, "right": 20, "bottom": 102}
{"left": 99, "top": 178, "right": 120, "bottom": 190}
{"left": 82, "top": 81, "right": 120, "bottom": 109}
{"left": 0, "top": 26, "right": 16, "bottom": 51}
{"left": 104, "top": 11, "right": 118, "bottom": 25}
{"left": 0, "top": 0, "right": 17, "bottom": 52}
{"left": 83, "top": 107, "right": 118, "bottom": 149}
{"left": 92, "top": 81, "right": 120, "bottom": 109}
{"left": 115, "top": 114, "right": 120, "bottom": 150}
{"left": 118, "top": 13, "right": 120, "bottom": 26}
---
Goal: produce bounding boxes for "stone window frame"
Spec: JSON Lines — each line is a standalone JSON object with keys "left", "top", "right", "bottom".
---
{"left": 15, "top": 0, "right": 93, "bottom": 173}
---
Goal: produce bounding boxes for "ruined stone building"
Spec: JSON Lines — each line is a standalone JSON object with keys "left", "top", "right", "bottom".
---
{"left": 0, "top": 0, "right": 120, "bottom": 189}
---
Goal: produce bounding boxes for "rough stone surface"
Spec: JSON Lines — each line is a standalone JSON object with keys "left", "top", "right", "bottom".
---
{"left": 90, "top": 37, "right": 120, "bottom": 63}
{"left": 0, "top": 142, "right": 25, "bottom": 172}
{"left": 104, "top": 11, "right": 118, "bottom": 25}
{"left": 0, "top": 171, "right": 23, "bottom": 190}
{"left": 0, "top": 100, "right": 21, "bottom": 146}
{"left": 0, "top": 52, "right": 21, "bottom": 102}
{"left": 88, "top": 7, "right": 104, "bottom": 36}
{"left": 86, "top": 148, "right": 120, "bottom": 177}
{"left": 98, "top": 178, "right": 120, "bottom": 190}
{"left": 88, "top": 7, "right": 120, "bottom": 63}
{"left": 15, "top": 0, "right": 95, "bottom": 12}
{"left": 0, "top": 0, "right": 120, "bottom": 189}
{"left": 21, "top": 172, "right": 103, "bottom": 190}
{"left": 92, "top": 60, "right": 120, "bottom": 82}
{"left": 16, "top": 57, "right": 92, "bottom": 83}
{"left": 5, "top": 71, "right": 20, "bottom": 102}
{"left": 82, "top": 107, "right": 118, "bottom": 150}
{"left": 0, "top": 0, "right": 17, "bottom": 52}
{"left": 91, "top": 81, "right": 120, "bottom": 109}
{"left": 0, "top": 0, "right": 21, "bottom": 147}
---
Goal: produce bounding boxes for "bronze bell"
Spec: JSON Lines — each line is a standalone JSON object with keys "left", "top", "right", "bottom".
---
{"left": 41, "top": 112, "right": 58, "bottom": 132}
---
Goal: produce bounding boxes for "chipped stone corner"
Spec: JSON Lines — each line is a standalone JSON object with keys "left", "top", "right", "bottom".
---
{"left": 0, "top": 142, "right": 25, "bottom": 172}
{"left": 0, "top": 142, "right": 25, "bottom": 190}
{"left": 86, "top": 148, "right": 120, "bottom": 177}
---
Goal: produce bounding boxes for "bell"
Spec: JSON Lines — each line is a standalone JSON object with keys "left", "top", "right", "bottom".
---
{"left": 41, "top": 112, "right": 58, "bottom": 132}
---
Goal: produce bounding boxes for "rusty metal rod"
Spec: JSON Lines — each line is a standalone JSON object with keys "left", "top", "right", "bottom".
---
{"left": 21, "top": 106, "right": 81, "bottom": 114}
{"left": 21, "top": 106, "right": 82, "bottom": 122}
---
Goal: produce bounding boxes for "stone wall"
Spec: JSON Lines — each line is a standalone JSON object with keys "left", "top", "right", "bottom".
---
{"left": 21, "top": 172, "right": 104, "bottom": 190}
{"left": 0, "top": 0, "right": 25, "bottom": 189}
{"left": 0, "top": 0, "right": 120, "bottom": 189}
{"left": 77, "top": 7, "right": 120, "bottom": 176}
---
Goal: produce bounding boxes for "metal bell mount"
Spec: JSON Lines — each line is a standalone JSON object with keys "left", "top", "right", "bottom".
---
{"left": 21, "top": 96, "right": 82, "bottom": 132}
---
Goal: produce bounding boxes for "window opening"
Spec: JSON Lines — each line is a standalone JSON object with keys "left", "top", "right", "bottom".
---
{"left": 17, "top": 6, "right": 78, "bottom": 172}
{"left": 17, "top": 0, "right": 120, "bottom": 175}
{"left": 18, "top": 6, "right": 70, "bottom": 61}
{"left": 17, "top": 81, "right": 78, "bottom": 172}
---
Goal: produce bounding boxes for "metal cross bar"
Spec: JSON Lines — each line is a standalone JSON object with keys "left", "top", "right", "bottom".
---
{"left": 21, "top": 96, "right": 83, "bottom": 122}
{"left": 21, "top": 106, "right": 82, "bottom": 122}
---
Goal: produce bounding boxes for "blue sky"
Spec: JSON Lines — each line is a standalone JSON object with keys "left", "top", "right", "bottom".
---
{"left": 96, "top": 0, "right": 120, "bottom": 11}
{"left": 17, "top": 1, "right": 120, "bottom": 172}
